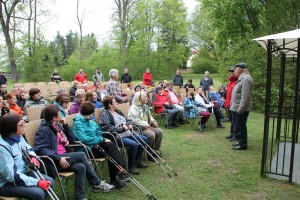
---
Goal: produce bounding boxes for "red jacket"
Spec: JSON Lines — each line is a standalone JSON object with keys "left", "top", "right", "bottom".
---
{"left": 74, "top": 73, "right": 87, "bottom": 83}
{"left": 153, "top": 94, "right": 171, "bottom": 114}
{"left": 143, "top": 72, "right": 153, "bottom": 86}
{"left": 225, "top": 75, "right": 238, "bottom": 108}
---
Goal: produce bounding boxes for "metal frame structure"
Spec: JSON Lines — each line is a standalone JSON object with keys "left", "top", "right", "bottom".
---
{"left": 254, "top": 30, "right": 300, "bottom": 183}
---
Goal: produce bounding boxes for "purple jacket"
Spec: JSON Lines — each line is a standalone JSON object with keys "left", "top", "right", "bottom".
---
{"left": 69, "top": 101, "right": 81, "bottom": 115}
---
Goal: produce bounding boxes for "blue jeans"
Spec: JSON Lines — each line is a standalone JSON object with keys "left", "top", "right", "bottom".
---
{"left": 0, "top": 172, "right": 54, "bottom": 200}
{"left": 121, "top": 134, "right": 148, "bottom": 167}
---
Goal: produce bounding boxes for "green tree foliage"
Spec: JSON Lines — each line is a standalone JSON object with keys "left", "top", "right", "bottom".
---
{"left": 21, "top": 32, "right": 56, "bottom": 82}
{"left": 191, "top": 0, "right": 300, "bottom": 111}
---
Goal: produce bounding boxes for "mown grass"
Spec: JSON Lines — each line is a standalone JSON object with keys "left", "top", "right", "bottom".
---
{"left": 9, "top": 73, "right": 300, "bottom": 199}
{"left": 54, "top": 112, "right": 300, "bottom": 200}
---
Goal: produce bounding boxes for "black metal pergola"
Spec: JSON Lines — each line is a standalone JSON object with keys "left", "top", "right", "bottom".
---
{"left": 254, "top": 29, "right": 300, "bottom": 184}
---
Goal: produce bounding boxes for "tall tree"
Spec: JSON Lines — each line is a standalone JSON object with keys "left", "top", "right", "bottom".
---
{"left": 114, "top": 0, "right": 138, "bottom": 69}
{"left": 0, "top": 0, "right": 22, "bottom": 82}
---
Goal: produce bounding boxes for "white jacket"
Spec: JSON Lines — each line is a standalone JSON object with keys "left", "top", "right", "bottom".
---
{"left": 195, "top": 94, "right": 213, "bottom": 112}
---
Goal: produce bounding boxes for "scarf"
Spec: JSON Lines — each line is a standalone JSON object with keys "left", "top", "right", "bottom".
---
{"left": 7, "top": 135, "right": 21, "bottom": 143}
{"left": 53, "top": 124, "right": 69, "bottom": 147}
{"left": 200, "top": 94, "right": 209, "bottom": 104}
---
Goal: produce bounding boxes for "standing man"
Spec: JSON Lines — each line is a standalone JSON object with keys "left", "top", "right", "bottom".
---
{"left": 172, "top": 69, "right": 183, "bottom": 87}
{"left": 121, "top": 68, "right": 132, "bottom": 83}
{"left": 230, "top": 63, "right": 253, "bottom": 150}
{"left": 0, "top": 70, "right": 7, "bottom": 86}
{"left": 200, "top": 71, "right": 213, "bottom": 94}
{"left": 74, "top": 69, "right": 87, "bottom": 84}
{"left": 93, "top": 67, "right": 104, "bottom": 82}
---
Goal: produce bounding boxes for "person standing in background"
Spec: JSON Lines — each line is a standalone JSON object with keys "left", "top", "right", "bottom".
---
{"left": 93, "top": 67, "right": 104, "bottom": 82}
{"left": 0, "top": 70, "right": 7, "bottom": 86}
{"left": 172, "top": 69, "right": 183, "bottom": 87}
{"left": 121, "top": 68, "right": 132, "bottom": 84}
{"left": 200, "top": 71, "right": 213, "bottom": 95}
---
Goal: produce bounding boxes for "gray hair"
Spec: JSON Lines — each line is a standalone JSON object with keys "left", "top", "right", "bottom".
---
{"left": 132, "top": 91, "right": 147, "bottom": 106}
{"left": 75, "top": 89, "right": 85, "bottom": 98}
{"left": 109, "top": 69, "right": 119, "bottom": 79}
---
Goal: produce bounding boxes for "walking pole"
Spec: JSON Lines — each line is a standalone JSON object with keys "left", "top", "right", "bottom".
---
{"left": 128, "top": 130, "right": 173, "bottom": 178}
{"left": 132, "top": 128, "right": 178, "bottom": 176}
{"left": 21, "top": 147, "right": 59, "bottom": 200}
{"left": 97, "top": 147, "right": 157, "bottom": 200}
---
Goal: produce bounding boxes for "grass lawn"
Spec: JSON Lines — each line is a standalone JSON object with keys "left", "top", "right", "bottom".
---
{"left": 56, "top": 112, "right": 300, "bottom": 200}
{"left": 7, "top": 73, "right": 300, "bottom": 199}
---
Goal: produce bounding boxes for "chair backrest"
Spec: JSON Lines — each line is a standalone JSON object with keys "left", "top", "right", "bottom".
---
{"left": 36, "top": 82, "right": 46, "bottom": 87}
{"left": 39, "top": 85, "right": 49, "bottom": 98}
{"left": 179, "top": 88, "right": 186, "bottom": 94}
{"left": 118, "top": 102, "right": 130, "bottom": 117}
{"left": 27, "top": 106, "right": 44, "bottom": 122}
{"left": 94, "top": 108, "right": 104, "bottom": 124}
{"left": 48, "top": 83, "right": 59, "bottom": 97}
{"left": 65, "top": 114, "right": 78, "bottom": 128}
{"left": 23, "top": 83, "right": 36, "bottom": 93}
{"left": 173, "top": 86, "right": 180, "bottom": 94}
{"left": 24, "top": 120, "right": 41, "bottom": 146}
{"left": 60, "top": 81, "right": 71, "bottom": 89}
{"left": 13, "top": 83, "right": 23, "bottom": 87}
{"left": 121, "top": 83, "right": 128, "bottom": 89}
{"left": 123, "top": 90, "right": 133, "bottom": 97}
{"left": 87, "top": 81, "right": 94, "bottom": 87}
{"left": 188, "top": 88, "right": 195, "bottom": 93}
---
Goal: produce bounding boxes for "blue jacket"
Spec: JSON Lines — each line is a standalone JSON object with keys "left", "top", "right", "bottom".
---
{"left": 92, "top": 100, "right": 103, "bottom": 109}
{"left": 73, "top": 115, "right": 104, "bottom": 149}
{"left": 0, "top": 136, "right": 38, "bottom": 187}
{"left": 34, "top": 120, "right": 75, "bottom": 163}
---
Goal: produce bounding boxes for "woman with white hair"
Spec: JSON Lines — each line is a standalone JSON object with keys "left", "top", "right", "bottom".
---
{"left": 106, "top": 69, "right": 128, "bottom": 103}
{"left": 128, "top": 91, "right": 163, "bottom": 161}
{"left": 69, "top": 89, "right": 86, "bottom": 114}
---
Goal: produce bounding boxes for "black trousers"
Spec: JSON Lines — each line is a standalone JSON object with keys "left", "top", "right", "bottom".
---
{"left": 232, "top": 111, "right": 249, "bottom": 147}
{"left": 213, "top": 106, "right": 224, "bottom": 125}
{"left": 92, "top": 141, "right": 125, "bottom": 182}
{"left": 228, "top": 110, "right": 234, "bottom": 134}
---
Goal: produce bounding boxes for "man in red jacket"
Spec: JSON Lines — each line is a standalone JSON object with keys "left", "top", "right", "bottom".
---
{"left": 143, "top": 68, "right": 153, "bottom": 86}
{"left": 74, "top": 69, "right": 87, "bottom": 83}
{"left": 153, "top": 86, "right": 178, "bottom": 129}
{"left": 225, "top": 66, "right": 238, "bottom": 140}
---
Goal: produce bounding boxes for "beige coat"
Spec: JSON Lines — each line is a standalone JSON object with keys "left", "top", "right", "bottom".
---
{"left": 128, "top": 104, "right": 156, "bottom": 129}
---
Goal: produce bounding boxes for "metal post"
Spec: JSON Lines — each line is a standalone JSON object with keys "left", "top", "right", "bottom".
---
{"left": 288, "top": 38, "right": 300, "bottom": 182}
{"left": 261, "top": 39, "right": 272, "bottom": 176}
{"left": 276, "top": 53, "right": 286, "bottom": 141}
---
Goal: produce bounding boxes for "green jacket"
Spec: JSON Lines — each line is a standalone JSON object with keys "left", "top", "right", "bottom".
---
{"left": 72, "top": 115, "right": 104, "bottom": 149}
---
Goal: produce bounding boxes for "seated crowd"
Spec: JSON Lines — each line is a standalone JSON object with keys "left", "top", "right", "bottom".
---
{"left": 0, "top": 67, "right": 231, "bottom": 199}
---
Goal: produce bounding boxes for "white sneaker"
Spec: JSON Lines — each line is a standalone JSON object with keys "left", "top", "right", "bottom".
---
{"left": 94, "top": 180, "right": 115, "bottom": 193}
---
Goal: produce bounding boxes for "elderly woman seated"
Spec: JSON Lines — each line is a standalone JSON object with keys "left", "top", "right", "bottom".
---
{"left": 99, "top": 96, "right": 148, "bottom": 175}
{"left": 0, "top": 113, "right": 54, "bottom": 200}
{"left": 69, "top": 89, "right": 86, "bottom": 115}
{"left": 73, "top": 101, "right": 129, "bottom": 188}
{"left": 128, "top": 91, "right": 163, "bottom": 161}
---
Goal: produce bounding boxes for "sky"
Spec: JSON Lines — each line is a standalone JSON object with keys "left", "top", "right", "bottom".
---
{"left": 43, "top": 0, "right": 199, "bottom": 43}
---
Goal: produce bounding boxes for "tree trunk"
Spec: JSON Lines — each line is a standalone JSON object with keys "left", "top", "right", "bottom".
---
{"left": 0, "top": 0, "right": 22, "bottom": 83}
